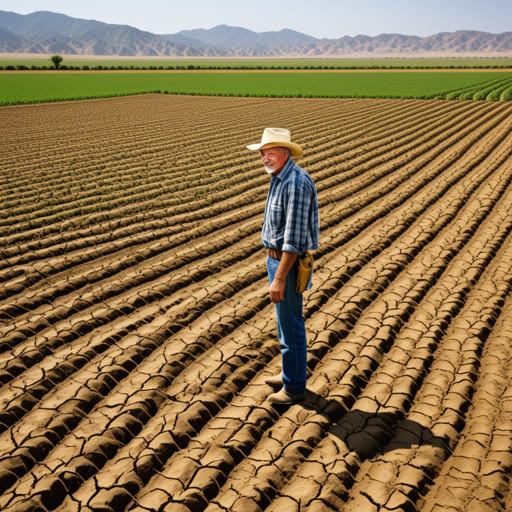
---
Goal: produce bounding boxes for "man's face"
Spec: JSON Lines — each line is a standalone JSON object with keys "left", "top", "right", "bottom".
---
{"left": 260, "top": 147, "right": 290, "bottom": 175}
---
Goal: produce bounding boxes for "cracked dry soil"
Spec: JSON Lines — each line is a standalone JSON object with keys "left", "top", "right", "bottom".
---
{"left": 0, "top": 94, "right": 511, "bottom": 512}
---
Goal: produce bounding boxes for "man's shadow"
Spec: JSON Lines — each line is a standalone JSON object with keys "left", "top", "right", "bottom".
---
{"left": 285, "top": 390, "right": 450, "bottom": 463}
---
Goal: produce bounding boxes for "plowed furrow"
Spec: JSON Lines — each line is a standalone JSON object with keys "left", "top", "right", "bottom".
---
{"left": 0, "top": 99, "right": 444, "bottom": 251}
{"left": 0, "top": 98, "right": 410, "bottom": 183}
{"left": 310, "top": 101, "right": 486, "bottom": 187}
{"left": 1, "top": 96, "right": 511, "bottom": 512}
{"left": 317, "top": 101, "right": 510, "bottom": 235}
{"left": 0, "top": 277, "right": 274, "bottom": 509}
{"left": 0, "top": 203, "right": 263, "bottom": 312}
{"left": 3, "top": 102, "right": 504, "bottom": 356}
{"left": 1, "top": 97, "right": 508, "bottom": 492}
{"left": 197, "top": 136, "right": 512, "bottom": 512}
{"left": 0, "top": 288, "right": 280, "bottom": 510}
{"left": 0, "top": 218, "right": 262, "bottom": 352}
{"left": 0, "top": 100, "right": 475, "bottom": 243}
{"left": 0, "top": 100, "right": 502, "bottom": 321}
{"left": 337, "top": 233, "right": 512, "bottom": 512}
{"left": 0, "top": 97, "right": 390, "bottom": 180}
{"left": 0, "top": 148, "right": 487, "bottom": 511}
{"left": 0, "top": 235, "right": 265, "bottom": 401}
{"left": 419, "top": 294, "right": 512, "bottom": 512}
{"left": 306, "top": 108, "right": 512, "bottom": 326}
{"left": 259, "top": 160, "right": 512, "bottom": 512}
{"left": 3, "top": 94, "right": 504, "bottom": 392}
{"left": 0, "top": 249, "right": 267, "bottom": 426}
{"left": 1, "top": 96, "right": 280, "bottom": 172}
{"left": 97, "top": 114, "right": 512, "bottom": 512}
{"left": 0, "top": 97, "right": 382, "bottom": 202}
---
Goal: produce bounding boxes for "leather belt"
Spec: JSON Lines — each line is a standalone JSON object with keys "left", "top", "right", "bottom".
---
{"left": 267, "top": 249, "right": 283, "bottom": 260}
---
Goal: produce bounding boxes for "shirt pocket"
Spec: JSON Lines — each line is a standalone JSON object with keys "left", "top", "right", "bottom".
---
{"left": 268, "top": 200, "right": 285, "bottom": 232}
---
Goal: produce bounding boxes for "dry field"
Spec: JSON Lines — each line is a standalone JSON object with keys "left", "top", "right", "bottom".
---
{"left": 0, "top": 94, "right": 511, "bottom": 512}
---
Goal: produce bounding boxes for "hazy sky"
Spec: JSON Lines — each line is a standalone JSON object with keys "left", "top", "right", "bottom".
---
{"left": 3, "top": 0, "right": 511, "bottom": 38}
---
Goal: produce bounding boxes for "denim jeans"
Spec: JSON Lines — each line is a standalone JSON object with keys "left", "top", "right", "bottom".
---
{"left": 266, "top": 256, "right": 307, "bottom": 394}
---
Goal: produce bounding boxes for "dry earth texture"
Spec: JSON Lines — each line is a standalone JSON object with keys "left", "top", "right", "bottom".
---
{"left": 0, "top": 94, "right": 512, "bottom": 512}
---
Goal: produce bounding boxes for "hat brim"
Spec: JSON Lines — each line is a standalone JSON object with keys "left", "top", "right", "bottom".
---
{"left": 246, "top": 141, "right": 304, "bottom": 158}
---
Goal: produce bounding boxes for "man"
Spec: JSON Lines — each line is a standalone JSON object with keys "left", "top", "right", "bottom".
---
{"left": 247, "top": 127, "right": 319, "bottom": 405}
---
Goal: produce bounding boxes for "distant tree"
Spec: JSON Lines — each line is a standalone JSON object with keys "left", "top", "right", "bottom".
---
{"left": 50, "top": 55, "right": 63, "bottom": 69}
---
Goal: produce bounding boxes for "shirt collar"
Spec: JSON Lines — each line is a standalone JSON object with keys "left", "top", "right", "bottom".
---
{"left": 273, "top": 158, "right": 294, "bottom": 181}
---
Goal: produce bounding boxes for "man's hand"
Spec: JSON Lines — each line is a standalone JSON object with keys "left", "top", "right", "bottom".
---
{"left": 270, "top": 276, "right": 286, "bottom": 303}
{"left": 269, "top": 251, "right": 297, "bottom": 303}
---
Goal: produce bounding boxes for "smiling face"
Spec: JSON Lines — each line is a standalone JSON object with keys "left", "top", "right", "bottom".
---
{"left": 260, "top": 146, "right": 291, "bottom": 175}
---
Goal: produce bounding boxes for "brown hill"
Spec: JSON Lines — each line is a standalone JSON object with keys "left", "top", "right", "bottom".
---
{"left": 0, "top": 10, "right": 511, "bottom": 57}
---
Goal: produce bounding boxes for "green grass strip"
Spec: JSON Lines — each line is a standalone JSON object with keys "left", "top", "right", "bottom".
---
{"left": 0, "top": 71, "right": 510, "bottom": 105}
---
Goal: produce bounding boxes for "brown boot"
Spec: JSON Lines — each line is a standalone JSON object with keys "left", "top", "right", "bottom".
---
{"left": 264, "top": 374, "right": 283, "bottom": 388}
{"left": 268, "top": 388, "right": 305, "bottom": 405}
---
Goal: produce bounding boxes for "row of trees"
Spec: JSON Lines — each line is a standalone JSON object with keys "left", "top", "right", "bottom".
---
{"left": 2, "top": 55, "right": 63, "bottom": 71}
{"left": 2, "top": 55, "right": 509, "bottom": 72}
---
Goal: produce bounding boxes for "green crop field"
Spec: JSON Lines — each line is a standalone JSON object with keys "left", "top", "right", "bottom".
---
{"left": 1, "top": 71, "right": 511, "bottom": 105}
{"left": 1, "top": 57, "right": 512, "bottom": 69}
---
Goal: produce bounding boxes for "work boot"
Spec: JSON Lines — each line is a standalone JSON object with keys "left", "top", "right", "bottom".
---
{"left": 264, "top": 374, "right": 283, "bottom": 388}
{"left": 268, "top": 388, "right": 305, "bottom": 405}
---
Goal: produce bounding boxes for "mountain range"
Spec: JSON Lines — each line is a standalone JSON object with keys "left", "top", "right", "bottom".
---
{"left": 1, "top": 10, "right": 511, "bottom": 57}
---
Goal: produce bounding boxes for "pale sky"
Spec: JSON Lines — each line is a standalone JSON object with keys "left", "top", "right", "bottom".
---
{"left": 2, "top": 0, "right": 511, "bottom": 39}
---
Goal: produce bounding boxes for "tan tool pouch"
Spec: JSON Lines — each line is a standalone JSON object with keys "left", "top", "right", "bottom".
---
{"left": 296, "top": 251, "right": 313, "bottom": 294}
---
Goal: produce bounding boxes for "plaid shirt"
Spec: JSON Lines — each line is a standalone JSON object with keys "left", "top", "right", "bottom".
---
{"left": 262, "top": 158, "right": 319, "bottom": 254}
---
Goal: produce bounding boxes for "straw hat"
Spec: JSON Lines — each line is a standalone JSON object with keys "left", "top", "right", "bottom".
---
{"left": 246, "top": 127, "right": 304, "bottom": 158}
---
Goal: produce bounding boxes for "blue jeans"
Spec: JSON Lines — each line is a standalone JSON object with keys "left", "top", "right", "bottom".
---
{"left": 266, "top": 256, "right": 307, "bottom": 394}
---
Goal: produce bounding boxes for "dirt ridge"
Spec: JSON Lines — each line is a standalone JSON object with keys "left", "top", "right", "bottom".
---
{"left": 0, "top": 95, "right": 511, "bottom": 512}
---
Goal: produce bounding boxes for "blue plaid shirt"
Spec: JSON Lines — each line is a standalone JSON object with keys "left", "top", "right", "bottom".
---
{"left": 262, "top": 158, "right": 319, "bottom": 254}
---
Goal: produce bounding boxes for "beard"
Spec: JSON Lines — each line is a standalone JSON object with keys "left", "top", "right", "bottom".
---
{"left": 264, "top": 165, "right": 275, "bottom": 174}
